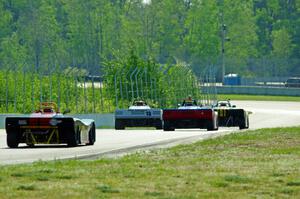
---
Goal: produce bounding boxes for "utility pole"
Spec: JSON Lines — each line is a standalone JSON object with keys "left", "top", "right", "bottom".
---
{"left": 218, "top": 0, "right": 229, "bottom": 84}
{"left": 221, "top": 13, "right": 226, "bottom": 84}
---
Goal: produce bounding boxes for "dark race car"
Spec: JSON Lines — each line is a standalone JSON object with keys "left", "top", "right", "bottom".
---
{"left": 162, "top": 97, "right": 218, "bottom": 131}
{"left": 5, "top": 102, "right": 96, "bottom": 148}
{"left": 115, "top": 100, "right": 162, "bottom": 130}
{"left": 213, "top": 100, "right": 250, "bottom": 130}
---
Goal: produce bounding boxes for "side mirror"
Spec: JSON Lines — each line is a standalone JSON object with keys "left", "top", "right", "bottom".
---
{"left": 63, "top": 109, "right": 71, "bottom": 114}
{"left": 232, "top": 105, "right": 236, "bottom": 108}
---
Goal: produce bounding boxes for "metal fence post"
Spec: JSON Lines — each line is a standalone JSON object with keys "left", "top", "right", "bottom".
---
{"left": 57, "top": 71, "right": 61, "bottom": 110}
{"left": 114, "top": 74, "right": 118, "bottom": 108}
{"left": 119, "top": 75, "right": 123, "bottom": 108}
{"left": 39, "top": 72, "right": 43, "bottom": 103}
{"left": 140, "top": 69, "right": 144, "bottom": 99}
{"left": 75, "top": 75, "right": 78, "bottom": 113}
{"left": 144, "top": 68, "right": 147, "bottom": 99}
{"left": 150, "top": 78, "right": 153, "bottom": 100}
{"left": 65, "top": 73, "right": 70, "bottom": 110}
{"left": 124, "top": 69, "right": 132, "bottom": 101}
{"left": 49, "top": 71, "right": 52, "bottom": 102}
{"left": 135, "top": 68, "right": 140, "bottom": 98}
{"left": 118, "top": 67, "right": 126, "bottom": 108}
{"left": 92, "top": 75, "right": 95, "bottom": 113}
{"left": 22, "top": 69, "right": 26, "bottom": 113}
{"left": 130, "top": 67, "right": 138, "bottom": 101}
{"left": 14, "top": 68, "right": 17, "bottom": 113}
{"left": 154, "top": 78, "right": 157, "bottom": 105}
{"left": 83, "top": 76, "right": 87, "bottom": 113}
{"left": 5, "top": 70, "right": 9, "bottom": 112}
{"left": 31, "top": 72, "right": 34, "bottom": 112}
{"left": 99, "top": 74, "right": 104, "bottom": 112}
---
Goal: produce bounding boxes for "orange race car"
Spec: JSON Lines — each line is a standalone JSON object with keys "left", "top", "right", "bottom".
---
{"left": 5, "top": 102, "right": 96, "bottom": 148}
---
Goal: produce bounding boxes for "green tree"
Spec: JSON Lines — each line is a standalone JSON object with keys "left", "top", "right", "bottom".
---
{"left": 0, "top": 0, "right": 12, "bottom": 40}
{"left": 223, "top": 0, "right": 258, "bottom": 75}
{"left": 271, "top": 28, "right": 293, "bottom": 76}
{"left": 0, "top": 32, "right": 26, "bottom": 70}
{"left": 184, "top": 0, "right": 219, "bottom": 75}
{"left": 272, "top": 28, "right": 293, "bottom": 58}
{"left": 16, "top": 0, "right": 63, "bottom": 72}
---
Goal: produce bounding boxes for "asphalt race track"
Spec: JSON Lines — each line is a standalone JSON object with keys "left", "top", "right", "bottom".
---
{"left": 1, "top": 101, "right": 300, "bottom": 165}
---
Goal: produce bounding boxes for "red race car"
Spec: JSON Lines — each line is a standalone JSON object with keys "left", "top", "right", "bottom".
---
{"left": 162, "top": 97, "right": 218, "bottom": 131}
{"left": 5, "top": 102, "right": 96, "bottom": 148}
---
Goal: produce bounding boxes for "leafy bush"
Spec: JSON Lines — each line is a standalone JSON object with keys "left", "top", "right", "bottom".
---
{"left": 103, "top": 52, "right": 200, "bottom": 108}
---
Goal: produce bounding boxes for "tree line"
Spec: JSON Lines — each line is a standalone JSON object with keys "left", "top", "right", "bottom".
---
{"left": 0, "top": 0, "right": 299, "bottom": 80}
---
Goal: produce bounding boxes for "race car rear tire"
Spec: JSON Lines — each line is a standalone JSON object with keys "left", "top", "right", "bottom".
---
{"left": 26, "top": 143, "right": 35, "bottom": 147}
{"left": 207, "top": 127, "right": 217, "bottom": 131}
{"left": 156, "top": 126, "right": 163, "bottom": 130}
{"left": 156, "top": 121, "right": 163, "bottom": 130}
{"left": 239, "top": 116, "right": 248, "bottom": 130}
{"left": 7, "top": 130, "right": 19, "bottom": 148}
{"left": 87, "top": 123, "right": 96, "bottom": 145}
{"left": 115, "top": 119, "right": 125, "bottom": 130}
{"left": 163, "top": 121, "right": 175, "bottom": 131}
{"left": 163, "top": 127, "right": 175, "bottom": 131}
{"left": 207, "top": 120, "right": 218, "bottom": 131}
{"left": 67, "top": 130, "right": 79, "bottom": 147}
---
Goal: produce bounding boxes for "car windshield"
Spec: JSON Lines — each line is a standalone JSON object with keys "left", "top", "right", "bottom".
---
{"left": 43, "top": 108, "right": 54, "bottom": 113}
{"left": 217, "top": 101, "right": 230, "bottom": 107}
{"left": 133, "top": 101, "right": 146, "bottom": 106}
{"left": 37, "top": 102, "right": 58, "bottom": 113}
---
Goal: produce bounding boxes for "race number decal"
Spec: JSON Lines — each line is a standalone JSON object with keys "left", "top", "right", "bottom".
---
{"left": 219, "top": 109, "right": 227, "bottom": 117}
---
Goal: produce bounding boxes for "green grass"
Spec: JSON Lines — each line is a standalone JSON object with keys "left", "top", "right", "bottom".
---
{"left": 97, "top": 125, "right": 115, "bottom": 129}
{"left": 0, "top": 127, "right": 300, "bottom": 198}
{"left": 97, "top": 126, "right": 157, "bottom": 130}
{"left": 218, "top": 94, "right": 300, "bottom": 102}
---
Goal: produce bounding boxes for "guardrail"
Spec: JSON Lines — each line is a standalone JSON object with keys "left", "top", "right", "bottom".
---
{"left": 0, "top": 113, "right": 115, "bottom": 129}
{"left": 208, "top": 86, "right": 300, "bottom": 96}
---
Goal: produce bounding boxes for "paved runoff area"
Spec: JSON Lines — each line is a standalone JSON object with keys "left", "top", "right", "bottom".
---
{"left": 1, "top": 101, "right": 300, "bottom": 165}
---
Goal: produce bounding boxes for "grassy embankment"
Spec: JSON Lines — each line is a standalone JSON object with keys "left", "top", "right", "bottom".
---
{"left": 218, "top": 94, "right": 300, "bottom": 102}
{"left": 0, "top": 127, "right": 300, "bottom": 198}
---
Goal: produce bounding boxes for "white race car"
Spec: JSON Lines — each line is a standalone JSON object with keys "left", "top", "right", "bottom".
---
{"left": 115, "top": 100, "right": 162, "bottom": 130}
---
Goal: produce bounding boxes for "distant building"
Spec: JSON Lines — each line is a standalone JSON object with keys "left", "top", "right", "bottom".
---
{"left": 224, "top": 74, "right": 241, "bottom": 86}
